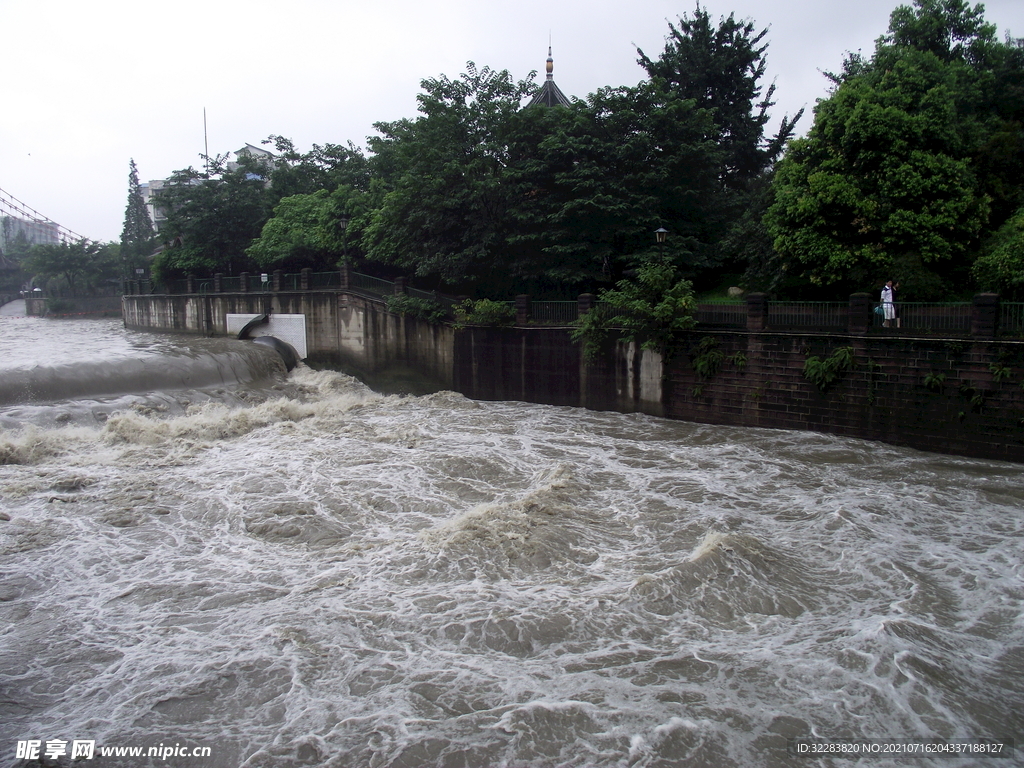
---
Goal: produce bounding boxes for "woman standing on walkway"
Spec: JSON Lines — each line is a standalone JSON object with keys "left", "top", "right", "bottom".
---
{"left": 881, "top": 280, "right": 896, "bottom": 328}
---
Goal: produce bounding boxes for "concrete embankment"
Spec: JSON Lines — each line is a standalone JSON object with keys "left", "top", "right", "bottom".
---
{"left": 122, "top": 290, "right": 1024, "bottom": 463}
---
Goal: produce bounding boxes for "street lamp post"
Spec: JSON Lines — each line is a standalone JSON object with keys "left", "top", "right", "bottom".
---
{"left": 338, "top": 214, "right": 351, "bottom": 263}
{"left": 654, "top": 227, "right": 668, "bottom": 262}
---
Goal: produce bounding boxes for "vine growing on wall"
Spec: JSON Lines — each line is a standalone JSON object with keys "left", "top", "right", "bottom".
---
{"left": 990, "top": 362, "right": 1013, "bottom": 383}
{"left": 687, "top": 338, "right": 749, "bottom": 396}
{"left": 924, "top": 371, "right": 947, "bottom": 393}
{"left": 803, "top": 346, "right": 855, "bottom": 392}
{"left": 691, "top": 337, "right": 724, "bottom": 380}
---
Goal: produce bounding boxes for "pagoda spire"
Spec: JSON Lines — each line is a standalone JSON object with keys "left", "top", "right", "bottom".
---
{"left": 526, "top": 42, "right": 571, "bottom": 108}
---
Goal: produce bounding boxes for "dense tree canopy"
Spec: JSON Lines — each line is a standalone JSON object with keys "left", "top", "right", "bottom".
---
{"left": 256, "top": 136, "right": 371, "bottom": 203}
{"left": 154, "top": 142, "right": 370, "bottom": 282}
{"left": 637, "top": 5, "right": 799, "bottom": 190}
{"left": 144, "top": 0, "right": 1021, "bottom": 306}
{"left": 508, "top": 81, "right": 720, "bottom": 286}
{"left": 152, "top": 158, "right": 271, "bottom": 281}
{"left": 973, "top": 207, "right": 1024, "bottom": 298}
{"left": 247, "top": 187, "right": 365, "bottom": 271}
{"left": 766, "top": 0, "right": 1024, "bottom": 298}
{"left": 361, "top": 64, "right": 537, "bottom": 289}
{"left": 356, "top": 8, "right": 790, "bottom": 294}
{"left": 22, "top": 239, "right": 120, "bottom": 296}
{"left": 149, "top": 6, "right": 791, "bottom": 299}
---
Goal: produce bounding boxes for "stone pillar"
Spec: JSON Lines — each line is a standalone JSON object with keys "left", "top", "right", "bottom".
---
{"left": 239, "top": 272, "right": 249, "bottom": 293}
{"left": 394, "top": 277, "right": 408, "bottom": 295}
{"left": 971, "top": 293, "right": 1000, "bottom": 339}
{"left": 578, "top": 293, "right": 596, "bottom": 315}
{"left": 339, "top": 264, "right": 351, "bottom": 290}
{"left": 272, "top": 270, "right": 282, "bottom": 292}
{"left": 848, "top": 292, "right": 873, "bottom": 335}
{"left": 516, "top": 295, "right": 532, "bottom": 325}
{"left": 214, "top": 273, "right": 223, "bottom": 293}
{"left": 746, "top": 293, "right": 768, "bottom": 332}
{"left": 301, "top": 268, "right": 311, "bottom": 291}
{"left": 186, "top": 275, "right": 195, "bottom": 294}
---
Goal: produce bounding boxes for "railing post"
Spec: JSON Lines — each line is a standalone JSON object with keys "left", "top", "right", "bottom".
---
{"left": 746, "top": 293, "right": 768, "bottom": 332}
{"left": 272, "top": 270, "right": 282, "bottom": 292}
{"left": 394, "top": 277, "right": 408, "bottom": 295}
{"left": 971, "top": 293, "right": 1000, "bottom": 339}
{"left": 239, "top": 272, "right": 249, "bottom": 293}
{"left": 578, "top": 293, "right": 596, "bottom": 315}
{"left": 516, "top": 294, "right": 532, "bottom": 325}
{"left": 300, "top": 268, "right": 311, "bottom": 291}
{"left": 186, "top": 275, "right": 195, "bottom": 294}
{"left": 848, "top": 292, "right": 873, "bottom": 335}
{"left": 339, "top": 264, "right": 351, "bottom": 290}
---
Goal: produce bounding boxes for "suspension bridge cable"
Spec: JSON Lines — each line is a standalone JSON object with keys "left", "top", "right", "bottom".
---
{"left": 0, "top": 186, "right": 90, "bottom": 243}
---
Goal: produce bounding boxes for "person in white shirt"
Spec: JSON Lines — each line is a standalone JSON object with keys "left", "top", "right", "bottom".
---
{"left": 880, "top": 280, "right": 895, "bottom": 328}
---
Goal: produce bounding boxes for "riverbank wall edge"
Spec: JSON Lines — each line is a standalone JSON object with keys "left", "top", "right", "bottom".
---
{"left": 122, "top": 292, "right": 1024, "bottom": 463}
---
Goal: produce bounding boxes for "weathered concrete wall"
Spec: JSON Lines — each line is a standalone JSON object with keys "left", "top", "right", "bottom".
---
{"left": 122, "top": 292, "right": 456, "bottom": 393}
{"left": 24, "top": 295, "right": 121, "bottom": 317}
{"left": 121, "top": 292, "right": 1024, "bottom": 463}
{"left": 332, "top": 294, "right": 454, "bottom": 392}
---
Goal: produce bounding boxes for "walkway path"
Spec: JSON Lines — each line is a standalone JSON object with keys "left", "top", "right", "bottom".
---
{"left": 0, "top": 299, "right": 28, "bottom": 316}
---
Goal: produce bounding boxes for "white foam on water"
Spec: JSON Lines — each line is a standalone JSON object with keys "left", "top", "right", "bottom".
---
{"left": 1, "top": 319, "right": 1023, "bottom": 767}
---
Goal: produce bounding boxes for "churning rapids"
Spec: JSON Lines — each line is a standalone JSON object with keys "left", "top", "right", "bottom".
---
{"left": 1, "top": 308, "right": 1022, "bottom": 768}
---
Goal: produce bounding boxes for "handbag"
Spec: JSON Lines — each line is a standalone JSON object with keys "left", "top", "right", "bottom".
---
{"left": 874, "top": 305, "right": 885, "bottom": 317}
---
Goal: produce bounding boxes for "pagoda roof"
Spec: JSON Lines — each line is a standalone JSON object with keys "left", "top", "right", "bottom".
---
{"left": 526, "top": 46, "right": 571, "bottom": 108}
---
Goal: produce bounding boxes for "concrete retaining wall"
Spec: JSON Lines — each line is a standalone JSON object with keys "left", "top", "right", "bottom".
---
{"left": 122, "top": 292, "right": 1024, "bottom": 463}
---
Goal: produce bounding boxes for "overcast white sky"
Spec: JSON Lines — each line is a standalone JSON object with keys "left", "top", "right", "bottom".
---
{"left": 2, "top": 0, "right": 1021, "bottom": 243}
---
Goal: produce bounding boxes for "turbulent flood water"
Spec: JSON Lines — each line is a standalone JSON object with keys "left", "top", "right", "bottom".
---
{"left": 1, "top": 310, "right": 1022, "bottom": 767}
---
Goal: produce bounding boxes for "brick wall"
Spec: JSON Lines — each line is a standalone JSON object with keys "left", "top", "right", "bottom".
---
{"left": 665, "top": 331, "right": 1024, "bottom": 463}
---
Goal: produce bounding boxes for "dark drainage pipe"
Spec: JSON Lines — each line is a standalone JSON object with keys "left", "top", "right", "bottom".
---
{"left": 252, "top": 336, "right": 300, "bottom": 372}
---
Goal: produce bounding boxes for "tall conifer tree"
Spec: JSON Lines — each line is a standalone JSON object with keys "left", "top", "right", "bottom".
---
{"left": 120, "top": 158, "right": 155, "bottom": 279}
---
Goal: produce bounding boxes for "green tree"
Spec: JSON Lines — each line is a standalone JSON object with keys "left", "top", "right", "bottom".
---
{"left": 885, "top": 0, "right": 996, "bottom": 63}
{"left": 0, "top": 227, "right": 32, "bottom": 293}
{"left": 972, "top": 206, "right": 1024, "bottom": 298}
{"left": 636, "top": 6, "right": 802, "bottom": 286}
{"left": 766, "top": 0, "right": 1024, "bottom": 298}
{"left": 247, "top": 186, "right": 367, "bottom": 271}
{"left": 153, "top": 156, "right": 272, "bottom": 280}
{"left": 571, "top": 259, "right": 697, "bottom": 359}
{"left": 508, "top": 81, "right": 720, "bottom": 287}
{"left": 22, "top": 239, "right": 120, "bottom": 296}
{"left": 120, "top": 158, "right": 155, "bottom": 279}
{"left": 256, "top": 136, "right": 371, "bottom": 202}
{"left": 361, "top": 63, "right": 537, "bottom": 288}
{"left": 247, "top": 190, "right": 335, "bottom": 270}
{"left": 637, "top": 5, "right": 801, "bottom": 190}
